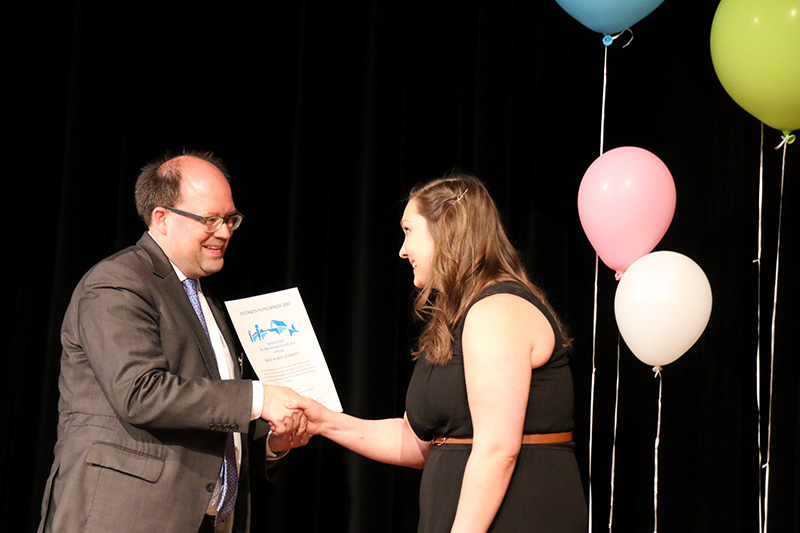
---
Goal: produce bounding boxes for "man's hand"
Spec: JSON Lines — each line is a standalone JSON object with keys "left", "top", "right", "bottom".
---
{"left": 268, "top": 423, "right": 312, "bottom": 453}
{"left": 261, "top": 384, "right": 306, "bottom": 435}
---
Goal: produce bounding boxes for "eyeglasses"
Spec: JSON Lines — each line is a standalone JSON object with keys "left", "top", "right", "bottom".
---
{"left": 164, "top": 206, "right": 244, "bottom": 233}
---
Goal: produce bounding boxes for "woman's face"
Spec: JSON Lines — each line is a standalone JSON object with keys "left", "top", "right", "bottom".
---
{"left": 399, "top": 198, "right": 436, "bottom": 289}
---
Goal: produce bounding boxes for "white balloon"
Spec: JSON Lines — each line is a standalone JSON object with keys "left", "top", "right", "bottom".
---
{"left": 614, "top": 251, "right": 712, "bottom": 367}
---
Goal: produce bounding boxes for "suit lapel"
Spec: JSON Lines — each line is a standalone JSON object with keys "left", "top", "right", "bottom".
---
{"left": 137, "top": 233, "right": 222, "bottom": 380}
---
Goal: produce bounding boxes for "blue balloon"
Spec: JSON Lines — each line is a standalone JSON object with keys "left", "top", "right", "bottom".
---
{"left": 555, "top": 0, "right": 665, "bottom": 35}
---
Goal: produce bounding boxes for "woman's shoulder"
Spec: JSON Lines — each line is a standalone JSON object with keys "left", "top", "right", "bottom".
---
{"left": 465, "top": 281, "right": 548, "bottom": 330}
{"left": 473, "top": 280, "right": 540, "bottom": 306}
{"left": 463, "top": 284, "right": 557, "bottom": 367}
{"left": 468, "top": 280, "right": 565, "bottom": 355}
{"left": 466, "top": 290, "right": 543, "bottom": 322}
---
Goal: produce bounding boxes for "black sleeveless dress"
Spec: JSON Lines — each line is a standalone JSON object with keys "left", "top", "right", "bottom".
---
{"left": 406, "top": 281, "right": 587, "bottom": 532}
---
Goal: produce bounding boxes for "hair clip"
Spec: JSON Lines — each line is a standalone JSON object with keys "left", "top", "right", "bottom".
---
{"left": 455, "top": 188, "right": 469, "bottom": 204}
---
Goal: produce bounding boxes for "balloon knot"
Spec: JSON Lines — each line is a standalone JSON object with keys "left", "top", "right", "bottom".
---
{"left": 614, "top": 270, "right": 624, "bottom": 281}
{"left": 602, "top": 29, "right": 634, "bottom": 48}
{"left": 775, "top": 131, "right": 796, "bottom": 149}
{"left": 652, "top": 366, "right": 663, "bottom": 377}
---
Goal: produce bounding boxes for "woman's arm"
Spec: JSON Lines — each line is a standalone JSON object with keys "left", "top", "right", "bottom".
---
{"left": 290, "top": 397, "right": 429, "bottom": 469}
{"left": 450, "top": 293, "right": 555, "bottom": 532}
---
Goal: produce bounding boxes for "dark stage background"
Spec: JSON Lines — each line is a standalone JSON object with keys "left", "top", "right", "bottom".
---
{"left": 3, "top": 1, "right": 799, "bottom": 531}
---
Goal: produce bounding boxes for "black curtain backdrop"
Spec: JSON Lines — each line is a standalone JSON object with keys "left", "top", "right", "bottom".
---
{"left": 4, "top": 1, "right": 798, "bottom": 531}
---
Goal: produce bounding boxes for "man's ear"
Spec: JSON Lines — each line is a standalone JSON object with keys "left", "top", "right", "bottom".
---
{"left": 150, "top": 207, "right": 169, "bottom": 236}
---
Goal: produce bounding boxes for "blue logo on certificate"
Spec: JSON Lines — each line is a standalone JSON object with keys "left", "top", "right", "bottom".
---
{"left": 249, "top": 320, "right": 300, "bottom": 342}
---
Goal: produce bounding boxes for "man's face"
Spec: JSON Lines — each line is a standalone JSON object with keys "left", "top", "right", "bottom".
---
{"left": 157, "top": 157, "right": 237, "bottom": 279}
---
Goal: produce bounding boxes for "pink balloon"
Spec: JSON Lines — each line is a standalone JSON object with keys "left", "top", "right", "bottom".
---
{"left": 577, "top": 147, "right": 676, "bottom": 278}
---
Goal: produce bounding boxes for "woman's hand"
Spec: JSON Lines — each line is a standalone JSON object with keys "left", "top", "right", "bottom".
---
{"left": 285, "top": 396, "right": 330, "bottom": 437}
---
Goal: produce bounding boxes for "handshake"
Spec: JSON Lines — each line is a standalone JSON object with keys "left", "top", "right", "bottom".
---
{"left": 259, "top": 384, "right": 327, "bottom": 453}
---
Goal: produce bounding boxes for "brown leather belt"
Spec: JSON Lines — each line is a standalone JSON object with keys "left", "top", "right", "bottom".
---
{"left": 431, "top": 432, "right": 573, "bottom": 446}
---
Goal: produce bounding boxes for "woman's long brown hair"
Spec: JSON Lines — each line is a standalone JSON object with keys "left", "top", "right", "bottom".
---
{"left": 408, "top": 174, "right": 569, "bottom": 365}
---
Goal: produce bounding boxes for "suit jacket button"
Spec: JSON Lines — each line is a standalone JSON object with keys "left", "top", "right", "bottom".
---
{"left": 206, "top": 482, "right": 216, "bottom": 492}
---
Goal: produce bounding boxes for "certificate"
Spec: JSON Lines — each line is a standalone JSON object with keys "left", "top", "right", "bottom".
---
{"left": 225, "top": 288, "right": 342, "bottom": 412}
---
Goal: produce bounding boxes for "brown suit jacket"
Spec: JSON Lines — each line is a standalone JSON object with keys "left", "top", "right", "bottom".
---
{"left": 39, "top": 233, "right": 264, "bottom": 532}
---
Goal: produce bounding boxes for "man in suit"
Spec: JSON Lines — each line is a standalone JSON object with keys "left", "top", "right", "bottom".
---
{"left": 38, "top": 152, "right": 308, "bottom": 532}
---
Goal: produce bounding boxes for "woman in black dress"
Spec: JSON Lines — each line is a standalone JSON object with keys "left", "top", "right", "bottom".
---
{"left": 292, "top": 175, "right": 587, "bottom": 532}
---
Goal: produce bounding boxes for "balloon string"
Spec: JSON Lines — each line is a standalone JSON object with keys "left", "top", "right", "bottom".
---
{"left": 591, "top": 38, "right": 609, "bottom": 533}
{"left": 607, "top": 334, "right": 622, "bottom": 531}
{"left": 756, "top": 123, "right": 764, "bottom": 533}
{"left": 588, "top": 253, "right": 599, "bottom": 533}
{"left": 764, "top": 131, "right": 788, "bottom": 533}
{"left": 653, "top": 366, "right": 663, "bottom": 533}
{"left": 600, "top": 45, "right": 608, "bottom": 156}
{"left": 618, "top": 28, "right": 634, "bottom": 48}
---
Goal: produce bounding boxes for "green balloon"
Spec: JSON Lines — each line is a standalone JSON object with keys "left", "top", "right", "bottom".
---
{"left": 710, "top": 0, "right": 800, "bottom": 133}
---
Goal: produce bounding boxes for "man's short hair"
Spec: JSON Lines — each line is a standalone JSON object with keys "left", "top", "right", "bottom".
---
{"left": 134, "top": 150, "right": 230, "bottom": 226}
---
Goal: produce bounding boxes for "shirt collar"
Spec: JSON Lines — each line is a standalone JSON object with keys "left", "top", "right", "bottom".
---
{"left": 147, "top": 230, "right": 193, "bottom": 285}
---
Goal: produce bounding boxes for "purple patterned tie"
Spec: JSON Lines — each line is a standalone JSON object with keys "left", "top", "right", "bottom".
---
{"left": 216, "top": 431, "right": 239, "bottom": 523}
{"left": 182, "top": 278, "right": 239, "bottom": 524}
